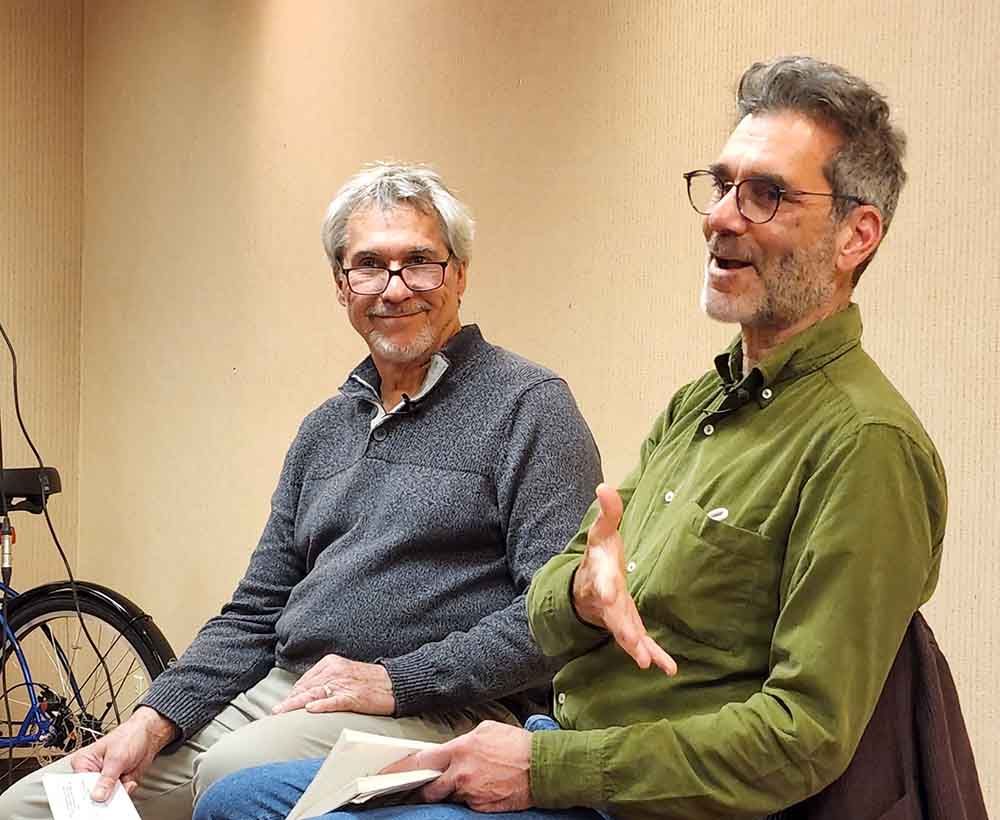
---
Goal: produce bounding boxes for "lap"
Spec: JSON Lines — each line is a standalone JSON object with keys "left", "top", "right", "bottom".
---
{"left": 321, "top": 807, "right": 602, "bottom": 820}
{"left": 192, "top": 692, "right": 496, "bottom": 796}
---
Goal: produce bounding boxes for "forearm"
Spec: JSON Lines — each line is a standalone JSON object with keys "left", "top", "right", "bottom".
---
{"left": 383, "top": 593, "right": 559, "bottom": 715}
{"left": 140, "top": 617, "right": 278, "bottom": 741}
{"left": 142, "top": 462, "right": 306, "bottom": 740}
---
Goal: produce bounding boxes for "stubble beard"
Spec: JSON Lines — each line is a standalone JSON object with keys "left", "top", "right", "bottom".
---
{"left": 701, "top": 232, "right": 837, "bottom": 329}
{"left": 366, "top": 323, "right": 438, "bottom": 363}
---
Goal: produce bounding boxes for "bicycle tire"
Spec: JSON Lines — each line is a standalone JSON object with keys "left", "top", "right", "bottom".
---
{"left": 1, "top": 590, "right": 174, "bottom": 774}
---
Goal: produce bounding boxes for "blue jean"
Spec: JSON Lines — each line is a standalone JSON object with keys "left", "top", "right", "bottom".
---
{"left": 193, "top": 715, "right": 604, "bottom": 820}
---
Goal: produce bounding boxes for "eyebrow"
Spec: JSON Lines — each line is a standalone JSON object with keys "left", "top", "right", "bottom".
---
{"left": 346, "top": 245, "right": 439, "bottom": 265}
{"left": 708, "top": 162, "right": 791, "bottom": 190}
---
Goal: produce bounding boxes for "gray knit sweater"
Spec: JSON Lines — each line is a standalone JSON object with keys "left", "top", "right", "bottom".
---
{"left": 142, "top": 325, "right": 602, "bottom": 740}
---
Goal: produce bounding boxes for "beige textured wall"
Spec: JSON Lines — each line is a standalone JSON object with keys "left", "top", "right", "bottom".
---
{"left": 78, "top": 0, "right": 999, "bottom": 808}
{"left": 0, "top": 0, "right": 82, "bottom": 587}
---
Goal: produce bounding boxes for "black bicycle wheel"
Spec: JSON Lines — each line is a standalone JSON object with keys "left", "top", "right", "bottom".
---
{"left": 1, "top": 591, "right": 174, "bottom": 774}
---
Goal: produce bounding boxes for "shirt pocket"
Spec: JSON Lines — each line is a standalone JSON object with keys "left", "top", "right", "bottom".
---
{"left": 634, "top": 498, "right": 780, "bottom": 652}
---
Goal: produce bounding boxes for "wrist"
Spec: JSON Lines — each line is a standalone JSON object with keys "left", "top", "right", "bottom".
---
{"left": 570, "top": 567, "right": 606, "bottom": 630}
{"left": 133, "top": 706, "right": 179, "bottom": 750}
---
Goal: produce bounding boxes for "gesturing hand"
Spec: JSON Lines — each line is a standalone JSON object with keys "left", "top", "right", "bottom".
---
{"left": 382, "top": 721, "right": 533, "bottom": 812}
{"left": 271, "top": 653, "right": 396, "bottom": 715}
{"left": 573, "top": 483, "right": 677, "bottom": 675}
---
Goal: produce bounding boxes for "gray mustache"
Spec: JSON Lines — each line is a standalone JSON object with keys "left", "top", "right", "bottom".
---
{"left": 367, "top": 302, "right": 432, "bottom": 318}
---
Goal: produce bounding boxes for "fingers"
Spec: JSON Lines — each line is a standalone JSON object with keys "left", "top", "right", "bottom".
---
{"left": 643, "top": 635, "right": 678, "bottom": 676}
{"left": 91, "top": 772, "right": 121, "bottom": 803}
{"left": 606, "top": 598, "right": 678, "bottom": 676}
{"left": 305, "top": 694, "right": 350, "bottom": 714}
{"left": 292, "top": 657, "right": 332, "bottom": 693}
{"left": 272, "top": 686, "right": 326, "bottom": 715}
{"left": 587, "top": 483, "right": 624, "bottom": 544}
{"left": 418, "top": 771, "right": 455, "bottom": 804}
{"left": 381, "top": 747, "right": 448, "bottom": 776}
{"left": 69, "top": 747, "right": 102, "bottom": 774}
{"left": 383, "top": 748, "right": 453, "bottom": 802}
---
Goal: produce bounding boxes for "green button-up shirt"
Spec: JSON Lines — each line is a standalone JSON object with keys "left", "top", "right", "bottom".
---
{"left": 527, "top": 305, "right": 946, "bottom": 820}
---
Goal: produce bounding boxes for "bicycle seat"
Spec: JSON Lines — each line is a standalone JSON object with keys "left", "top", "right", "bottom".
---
{"left": 0, "top": 467, "right": 61, "bottom": 514}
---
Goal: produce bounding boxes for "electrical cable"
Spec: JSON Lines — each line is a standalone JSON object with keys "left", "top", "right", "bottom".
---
{"left": 0, "top": 366, "right": 14, "bottom": 789}
{"left": 1, "top": 375, "right": 16, "bottom": 786}
{"left": 0, "top": 318, "right": 122, "bottom": 787}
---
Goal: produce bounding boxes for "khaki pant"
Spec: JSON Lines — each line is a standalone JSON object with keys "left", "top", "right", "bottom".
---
{"left": 0, "top": 667, "right": 507, "bottom": 820}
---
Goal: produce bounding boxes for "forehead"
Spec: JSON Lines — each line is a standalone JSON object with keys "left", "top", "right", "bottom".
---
{"left": 343, "top": 204, "right": 446, "bottom": 256}
{"left": 714, "top": 111, "right": 842, "bottom": 187}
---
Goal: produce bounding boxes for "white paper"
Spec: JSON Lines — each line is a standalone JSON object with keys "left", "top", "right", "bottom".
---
{"left": 286, "top": 729, "right": 441, "bottom": 820}
{"left": 42, "top": 773, "right": 142, "bottom": 820}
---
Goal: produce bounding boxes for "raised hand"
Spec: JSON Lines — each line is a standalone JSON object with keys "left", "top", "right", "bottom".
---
{"left": 271, "top": 653, "right": 395, "bottom": 715}
{"left": 573, "top": 483, "right": 677, "bottom": 675}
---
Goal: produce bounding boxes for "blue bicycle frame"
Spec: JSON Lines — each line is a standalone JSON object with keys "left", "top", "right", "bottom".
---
{"left": 0, "top": 581, "right": 68, "bottom": 750}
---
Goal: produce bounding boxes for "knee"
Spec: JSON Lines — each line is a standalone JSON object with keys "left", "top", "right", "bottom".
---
{"left": 192, "top": 759, "right": 321, "bottom": 820}
{"left": 193, "top": 767, "right": 265, "bottom": 820}
{"left": 191, "top": 774, "right": 229, "bottom": 820}
{"left": 192, "top": 731, "right": 255, "bottom": 799}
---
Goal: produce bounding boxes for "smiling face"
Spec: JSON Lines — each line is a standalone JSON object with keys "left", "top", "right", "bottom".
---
{"left": 337, "top": 204, "right": 466, "bottom": 366}
{"left": 700, "top": 111, "right": 851, "bottom": 332}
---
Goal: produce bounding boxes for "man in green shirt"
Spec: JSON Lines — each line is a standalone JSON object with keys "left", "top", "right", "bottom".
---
{"left": 193, "top": 56, "right": 946, "bottom": 820}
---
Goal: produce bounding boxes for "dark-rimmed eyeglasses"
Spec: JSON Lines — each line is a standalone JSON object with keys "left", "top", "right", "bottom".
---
{"left": 341, "top": 253, "right": 453, "bottom": 296}
{"left": 683, "top": 169, "right": 865, "bottom": 224}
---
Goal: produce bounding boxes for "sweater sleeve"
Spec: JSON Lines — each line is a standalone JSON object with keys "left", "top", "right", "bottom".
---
{"left": 530, "top": 424, "right": 946, "bottom": 819}
{"left": 381, "top": 378, "right": 603, "bottom": 716}
{"left": 139, "top": 424, "right": 309, "bottom": 744}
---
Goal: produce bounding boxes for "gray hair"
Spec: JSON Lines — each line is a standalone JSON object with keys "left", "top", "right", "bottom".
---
{"left": 736, "top": 56, "right": 907, "bottom": 283}
{"left": 322, "top": 162, "right": 475, "bottom": 275}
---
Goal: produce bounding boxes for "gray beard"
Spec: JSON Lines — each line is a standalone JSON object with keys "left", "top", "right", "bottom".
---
{"left": 367, "top": 324, "right": 437, "bottom": 363}
{"left": 702, "top": 232, "right": 837, "bottom": 328}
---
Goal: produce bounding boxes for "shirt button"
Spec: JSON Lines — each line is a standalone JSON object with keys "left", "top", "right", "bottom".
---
{"left": 372, "top": 427, "right": 387, "bottom": 442}
{"left": 626, "top": 560, "right": 637, "bottom": 573}
{"left": 663, "top": 490, "right": 675, "bottom": 503}
{"left": 761, "top": 388, "right": 773, "bottom": 400}
{"left": 557, "top": 692, "right": 566, "bottom": 705}
{"left": 703, "top": 424, "right": 715, "bottom": 436}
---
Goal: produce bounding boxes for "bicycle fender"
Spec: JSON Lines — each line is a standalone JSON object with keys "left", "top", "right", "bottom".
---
{"left": 5, "top": 580, "right": 176, "bottom": 668}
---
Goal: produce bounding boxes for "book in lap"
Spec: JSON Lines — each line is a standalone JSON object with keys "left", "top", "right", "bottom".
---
{"left": 285, "top": 729, "right": 443, "bottom": 820}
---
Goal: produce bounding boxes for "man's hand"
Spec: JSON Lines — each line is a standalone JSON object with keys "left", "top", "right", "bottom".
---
{"left": 573, "top": 483, "right": 677, "bottom": 675}
{"left": 70, "top": 706, "right": 178, "bottom": 802}
{"left": 383, "top": 721, "right": 533, "bottom": 812}
{"left": 271, "top": 654, "right": 395, "bottom": 715}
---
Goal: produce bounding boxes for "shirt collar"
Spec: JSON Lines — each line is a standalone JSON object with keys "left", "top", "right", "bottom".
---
{"left": 340, "top": 324, "right": 488, "bottom": 403}
{"left": 714, "top": 304, "right": 863, "bottom": 402}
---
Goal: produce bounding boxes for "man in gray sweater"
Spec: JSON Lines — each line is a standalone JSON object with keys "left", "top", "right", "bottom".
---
{"left": 0, "top": 163, "right": 602, "bottom": 820}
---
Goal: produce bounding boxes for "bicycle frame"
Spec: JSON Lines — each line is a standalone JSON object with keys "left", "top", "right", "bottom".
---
{"left": 0, "top": 582, "right": 56, "bottom": 750}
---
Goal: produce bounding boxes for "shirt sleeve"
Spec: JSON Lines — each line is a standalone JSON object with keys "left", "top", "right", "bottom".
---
{"left": 140, "top": 425, "right": 309, "bottom": 744}
{"left": 382, "top": 377, "right": 604, "bottom": 716}
{"left": 526, "top": 396, "right": 681, "bottom": 660}
{"left": 531, "top": 423, "right": 947, "bottom": 819}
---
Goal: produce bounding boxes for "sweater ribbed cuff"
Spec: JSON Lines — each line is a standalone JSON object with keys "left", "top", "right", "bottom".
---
{"left": 381, "top": 653, "right": 444, "bottom": 716}
{"left": 139, "top": 687, "right": 212, "bottom": 752}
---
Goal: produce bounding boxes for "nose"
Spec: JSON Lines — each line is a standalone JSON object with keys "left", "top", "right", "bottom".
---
{"left": 704, "top": 185, "right": 748, "bottom": 237}
{"left": 380, "top": 269, "right": 415, "bottom": 302}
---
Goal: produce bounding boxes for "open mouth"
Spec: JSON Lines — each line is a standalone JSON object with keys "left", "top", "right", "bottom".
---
{"left": 711, "top": 254, "right": 752, "bottom": 271}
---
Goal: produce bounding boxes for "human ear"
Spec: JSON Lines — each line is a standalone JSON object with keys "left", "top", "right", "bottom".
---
{"left": 835, "top": 205, "right": 883, "bottom": 276}
{"left": 333, "top": 269, "right": 349, "bottom": 306}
